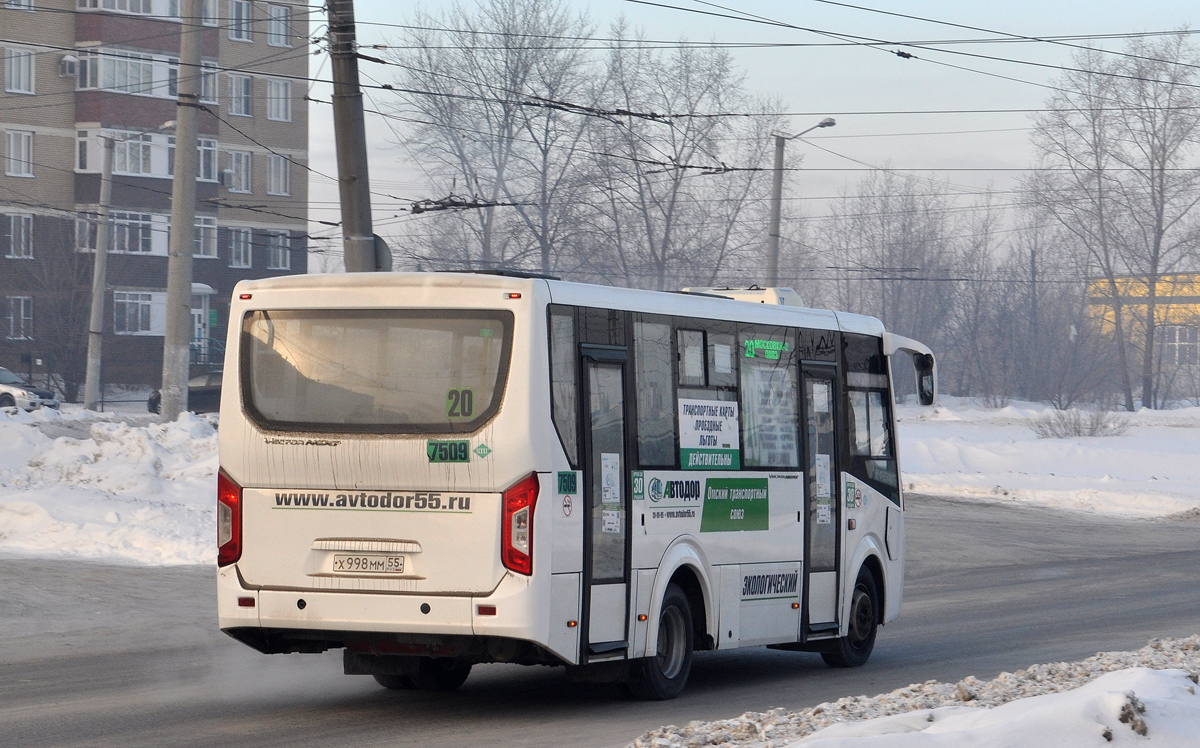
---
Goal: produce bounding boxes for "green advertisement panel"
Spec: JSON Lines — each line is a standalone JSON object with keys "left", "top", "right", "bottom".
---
{"left": 699, "top": 477, "right": 769, "bottom": 532}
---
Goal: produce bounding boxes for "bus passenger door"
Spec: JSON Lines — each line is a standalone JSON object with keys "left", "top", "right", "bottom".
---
{"left": 802, "top": 366, "right": 840, "bottom": 634}
{"left": 581, "top": 349, "right": 630, "bottom": 659}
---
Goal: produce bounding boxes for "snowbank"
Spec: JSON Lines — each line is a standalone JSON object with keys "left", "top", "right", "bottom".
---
{"left": 631, "top": 637, "right": 1200, "bottom": 748}
{"left": 0, "top": 406, "right": 216, "bottom": 565}
{"left": 2, "top": 396, "right": 1198, "bottom": 564}
{"left": 897, "top": 397, "right": 1200, "bottom": 519}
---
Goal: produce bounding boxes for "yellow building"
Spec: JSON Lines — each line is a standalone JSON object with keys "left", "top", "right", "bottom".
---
{"left": 1087, "top": 274, "right": 1200, "bottom": 367}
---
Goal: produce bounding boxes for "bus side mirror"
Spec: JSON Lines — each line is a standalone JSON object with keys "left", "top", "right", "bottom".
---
{"left": 915, "top": 353, "right": 935, "bottom": 406}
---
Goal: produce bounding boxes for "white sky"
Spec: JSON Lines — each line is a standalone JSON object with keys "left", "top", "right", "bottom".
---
{"left": 305, "top": 0, "right": 1198, "bottom": 267}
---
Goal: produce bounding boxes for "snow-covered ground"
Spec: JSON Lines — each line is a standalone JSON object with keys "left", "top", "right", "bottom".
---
{"left": 2, "top": 397, "right": 1199, "bottom": 563}
{"left": 898, "top": 397, "right": 1200, "bottom": 519}
{"left": 0, "top": 406, "right": 216, "bottom": 564}
{"left": 631, "top": 637, "right": 1200, "bottom": 748}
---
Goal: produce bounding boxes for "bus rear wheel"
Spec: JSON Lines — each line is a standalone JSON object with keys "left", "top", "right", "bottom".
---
{"left": 372, "top": 673, "right": 414, "bottom": 690}
{"left": 627, "top": 584, "right": 693, "bottom": 700}
{"left": 821, "top": 569, "right": 879, "bottom": 668}
{"left": 411, "top": 657, "right": 472, "bottom": 691}
{"left": 373, "top": 658, "right": 471, "bottom": 691}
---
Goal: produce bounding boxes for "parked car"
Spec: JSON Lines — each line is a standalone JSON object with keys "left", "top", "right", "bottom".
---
{"left": 0, "top": 366, "right": 61, "bottom": 411}
{"left": 148, "top": 371, "right": 222, "bottom": 414}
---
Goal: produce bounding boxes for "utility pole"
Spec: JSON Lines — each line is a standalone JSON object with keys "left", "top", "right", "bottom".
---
{"left": 1030, "top": 247, "right": 1039, "bottom": 400}
{"left": 160, "top": 0, "right": 202, "bottom": 421}
{"left": 328, "top": 0, "right": 388, "bottom": 272}
{"left": 765, "top": 117, "right": 835, "bottom": 287}
{"left": 82, "top": 135, "right": 115, "bottom": 411}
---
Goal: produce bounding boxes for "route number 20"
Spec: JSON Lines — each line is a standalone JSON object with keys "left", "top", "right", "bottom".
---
{"left": 446, "top": 389, "right": 475, "bottom": 418}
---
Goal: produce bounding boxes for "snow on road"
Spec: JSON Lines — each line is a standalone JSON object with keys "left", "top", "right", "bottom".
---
{"left": 631, "top": 637, "right": 1200, "bottom": 748}
{"left": 0, "top": 406, "right": 215, "bottom": 564}
{"left": 898, "top": 397, "right": 1200, "bottom": 519}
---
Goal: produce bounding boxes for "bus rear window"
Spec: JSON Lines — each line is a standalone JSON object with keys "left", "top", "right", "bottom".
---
{"left": 241, "top": 309, "right": 513, "bottom": 433}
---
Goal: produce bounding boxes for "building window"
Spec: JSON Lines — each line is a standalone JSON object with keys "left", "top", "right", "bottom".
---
{"left": 77, "top": 131, "right": 89, "bottom": 170}
{"left": 228, "top": 150, "right": 252, "bottom": 192}
{"left": 6, "top": 1, "right": 35, "bottom": 10}
{"left": 197, "top": 138, "right": 217, "bottom": 181}
{"left": 266, "top": 231, "right": 290, "bottom": 270}
{"left": 76, "top": 214, "right": 97, "bottom": 251}
{"left": 78, "top": 0, "right": 155, "bottom": 13}
{"left": 168, "top": 58, "right": 178, "bottom": 97}
{"left": 266, "top": 78, "right": 291, "bottom": 121}
{"left": 199, "top": 62, "right": 218, "bottom": 103}
{"left": 4, "top": 214, "right": 33, "bottom": 258}
{"left": 228, "top": 74, "right": 252, "bottom": 116}
{"left": 201, "top": 0, "right": 218, "bottom": 24}
{"left": 168, "top": 137, "right": 219, "bottom": 181}
{"left": 5, "top": 130, "right": 33, "bottom": 177}
{"left": 194, "top": 216, "right": 217, "bottom": 258}
{"left": 110, "top": 211, "right": 153, "bottom": 253}
{"left": 113, "top": 291, "right": 152, "bottom": 334}
{"left": 267, "top": 4, "right": 290, "bottom": 46}
{"left": 230, "top": 0, "right": 252, "bottom": 41}
{"left": 4, "top": 47, "right": 34, "bottom": 94}
{"left": 113, "top": 132, "right": 153, "bottom": 176}
{"left": 101, "top": 50, "right": 156, "bottom": 95}
{"left": 267, "top": 154, "right": 289, "bottom": 195}
{"left": 5, "top": 296, "right": 32, "bottom": 340}
{"left": 1164, "top": 325, "right": 1199, "bottom": 367}
{"left": 228, "top": 227, "right": 251, "bottom": 268}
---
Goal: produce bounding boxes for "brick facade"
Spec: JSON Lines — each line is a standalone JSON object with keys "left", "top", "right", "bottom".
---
{"left": 1, "top": 0, "right": 308, "bottom": 399}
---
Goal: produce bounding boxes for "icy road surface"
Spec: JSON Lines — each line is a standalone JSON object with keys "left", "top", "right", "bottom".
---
{"left": 1, "top": 495, "right": 1196, "bottom": 748}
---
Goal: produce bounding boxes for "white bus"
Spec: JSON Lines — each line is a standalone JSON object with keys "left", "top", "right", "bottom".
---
{"left": 216, "top": 272, "right": 936, "bottom": 699}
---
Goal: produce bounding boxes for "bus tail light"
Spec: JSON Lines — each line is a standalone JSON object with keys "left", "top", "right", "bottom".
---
{"left": 501, "top": 473, "right": 539, "bottom": 575}
{"left": 217, "top": 468, "right": 242, "bottom": 567}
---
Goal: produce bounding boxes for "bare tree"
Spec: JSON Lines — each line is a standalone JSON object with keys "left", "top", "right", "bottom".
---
{"left": 1030, "top": 35, "right": 1200, "bottom": 409}
{"left": 385, "top": 0, "right": 596, "bottom": 273}
{"left": 586, "top": 24, "right": 781, "bottom": 290}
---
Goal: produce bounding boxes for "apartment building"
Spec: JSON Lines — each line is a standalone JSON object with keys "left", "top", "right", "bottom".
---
{"left": 0, "top": 0, "right": 308, "bottom": 399}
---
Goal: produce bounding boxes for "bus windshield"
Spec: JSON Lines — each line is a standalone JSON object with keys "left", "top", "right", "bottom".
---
{"left": 241, "top": 309, "right": 513, "bottom": 433}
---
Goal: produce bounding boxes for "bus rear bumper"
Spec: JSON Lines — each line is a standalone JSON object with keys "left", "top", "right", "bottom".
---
{"left": 216, "top": 565, "right": 568, "bottom": 662}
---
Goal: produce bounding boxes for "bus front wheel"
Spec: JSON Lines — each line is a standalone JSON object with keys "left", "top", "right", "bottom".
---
{"left": 821, "top": 569, "right": 879, "bottom": 668}
{"left": 626, "top": 584, "right": 693, "bottom": 700}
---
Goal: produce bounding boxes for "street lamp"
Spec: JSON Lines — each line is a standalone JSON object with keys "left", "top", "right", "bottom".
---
{"left": 765, "top": 117, "right": 836, "bottom": 287}
{"left": 83, "top": 121, "right": 176, "bottom": 411}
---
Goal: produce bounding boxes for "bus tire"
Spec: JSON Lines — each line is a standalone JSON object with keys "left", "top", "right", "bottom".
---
{"left": 411, "top": 657, "right": 472, "bottom": 691}
{"left": 627, "top": 584, "right": 693, "bottom": 700}
{"left": 372, "top": 673, "right": 415, "bottom": 690}
{"left": 821, "top": 569, "right": 879, "bottom": 668}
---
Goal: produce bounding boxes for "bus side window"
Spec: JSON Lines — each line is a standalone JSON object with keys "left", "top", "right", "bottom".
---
{"left": 635, "top": 317, "right": 676, "bottom": 466}
{"left": 844, "top": 333, "right": 899, "bottom": 502}
{"left": 739, "top": 328, "right": 800, "bottom": 468}
{"left": 549, "top": 307, "right": 579, "bottom": 467}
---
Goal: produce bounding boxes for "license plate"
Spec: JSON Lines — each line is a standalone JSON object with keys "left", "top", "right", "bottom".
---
{"left": 332, "top": 554, "right": 405, "bottom": 574}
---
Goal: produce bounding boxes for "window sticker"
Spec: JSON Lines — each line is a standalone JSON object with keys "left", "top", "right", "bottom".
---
{"left": 678, "top": 398, "right": 741, "bottom": 470}
{"left": 446, "top": 388, "right": 475, "bottom": 418}
{"left": 812, "top": 382, "right": 831, "bottom": 413}
{"left": 601, "top": 453, "right": 621, "bottom": 504}
{"left": 712, "top": 343, "right": 733, "bottom": 374}
{"left": 602, "top": 509, "right": 622, "bottom": 533}
{"left": 427, "top": 440, "right": 469, "bottom": 463}
{"left": 814, "top": 453, "right": 832, "bottom": 498}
